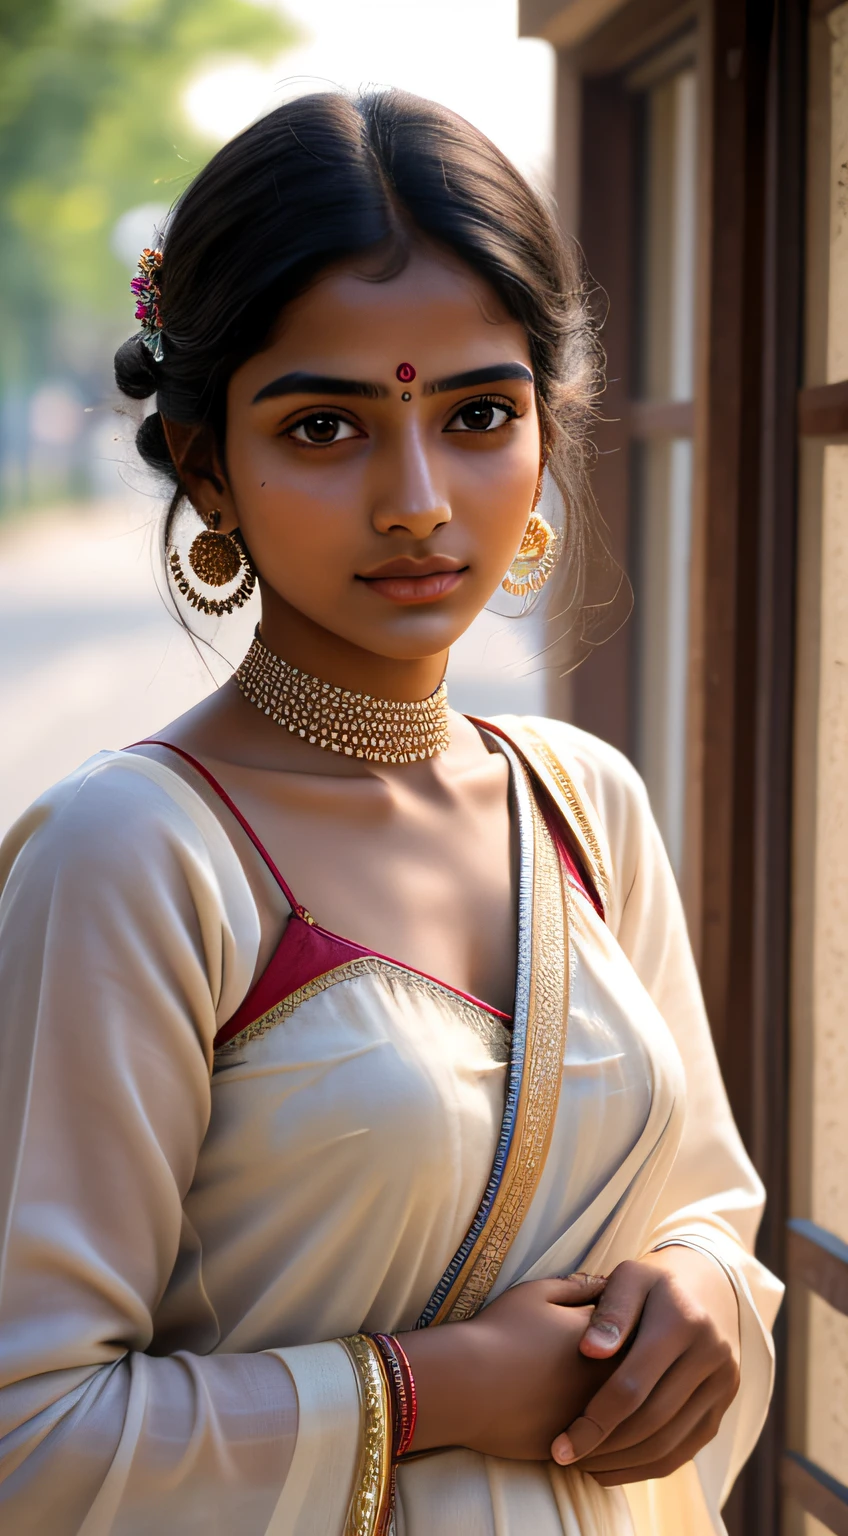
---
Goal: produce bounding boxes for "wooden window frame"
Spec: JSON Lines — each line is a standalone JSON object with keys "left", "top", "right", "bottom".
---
{"left": 547, "top": 9, "right": 848, "bottom": 1527}
{"left": 797, "top": 378, "right": 848, "bottom": 434}
{"left": 783, "top": 1222, "right": 848, "bottom": 1532}
{"left": 783, "top": 165, "right": 848, "bottom": 1536}
{"left": 525, "top": 0, "right": 810, "bottom": 1530}
{"left": 522, "top": 0, "right": 848, "bottom": 1528}
{"left": 570, "top": 13, "right": 701, "bottom": 862}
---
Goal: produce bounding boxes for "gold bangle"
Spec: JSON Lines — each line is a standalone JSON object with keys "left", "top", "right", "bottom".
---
{"left": 341, "top": 1334, "right": 393, "bottom": 1536}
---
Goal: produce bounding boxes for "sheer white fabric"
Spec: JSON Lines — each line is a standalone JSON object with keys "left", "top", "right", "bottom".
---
{"left": 0, "top": 721, "right": 782, "bottom": 1534}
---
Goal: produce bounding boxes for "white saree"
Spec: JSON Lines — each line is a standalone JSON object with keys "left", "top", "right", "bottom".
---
{"left": 0, "top": 715, "right": 782, "bottom": 1535}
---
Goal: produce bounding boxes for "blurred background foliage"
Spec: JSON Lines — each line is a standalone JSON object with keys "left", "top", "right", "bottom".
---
{"left": 0, "top": 0, "right": 557, "bottom": 826}
{"left": 0, "top": 0, "right": 294, "bottom": 511}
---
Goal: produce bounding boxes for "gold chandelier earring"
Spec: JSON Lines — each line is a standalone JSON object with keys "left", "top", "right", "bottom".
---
{"left": 501, "top": 474, "right": 559, "bottom": 597}
{"left": 169, "top": 509, "right": 257, "bottom": 615}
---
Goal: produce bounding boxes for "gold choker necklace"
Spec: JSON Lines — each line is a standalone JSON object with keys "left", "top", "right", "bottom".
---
{"left": 235, "top": 633, "right": 450, "bottom": 764}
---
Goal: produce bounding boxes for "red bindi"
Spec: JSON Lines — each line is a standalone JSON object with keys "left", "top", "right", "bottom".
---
{"left": 395, "top": 362, "right": 416, "bottom": 383}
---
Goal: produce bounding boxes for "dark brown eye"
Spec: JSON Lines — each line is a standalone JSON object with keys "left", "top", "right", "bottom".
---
{"left": 446, "top": 399, "right": 516, "bottom": 434}
{"left": 289, "top": 414, "right": 359, "bottom": 445}
{"left": 460, "top": 403, "right": 495, "bottom": 430}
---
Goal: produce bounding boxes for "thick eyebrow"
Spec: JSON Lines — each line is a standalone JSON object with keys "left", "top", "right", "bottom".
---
{"left": 424, "top": 362, "right": 534, "bottom": 395}
{"left": 252, "top": 371, "right": 389, "bottom": 404}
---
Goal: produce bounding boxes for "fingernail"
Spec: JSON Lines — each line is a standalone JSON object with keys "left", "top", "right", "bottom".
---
{"left": 553, "top": 1433, "right": 576, "bottom": 1465}
{"left": 566, "top": 1272, "right": 607, "bottom": 1285}
{"left": 587, "top": 1320, "right": 620, "bottom": 1344}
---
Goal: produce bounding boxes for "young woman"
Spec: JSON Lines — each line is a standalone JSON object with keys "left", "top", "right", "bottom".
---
{"left": 0, "top": 90, "right": 781, "bottom": 1536}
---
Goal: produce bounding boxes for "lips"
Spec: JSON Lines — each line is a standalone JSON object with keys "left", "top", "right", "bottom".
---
{"left": 358, "top": 554, "right": 464, "bottom": 580}
{"left": 357, "top": 554, "right": 468, "bottom": 606}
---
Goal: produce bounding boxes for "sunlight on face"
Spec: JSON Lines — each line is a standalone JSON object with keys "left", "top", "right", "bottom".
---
{"left": 224, "top": 248, "right": 541, "bottom": 664}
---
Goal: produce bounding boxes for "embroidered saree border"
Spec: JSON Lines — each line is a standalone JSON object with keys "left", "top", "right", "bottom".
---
{"left": 414, "top": 737, "right": 536, "bottom": 1327}
{"left": 434, "top": 776, "right": 569, "bottom": 1323}
{"left": 213, "top": 957, "right": 511, "bottom": 1063}
{"left": 519, "top": 723, "right": 611, "bottom": 911}
{"left": 340, "top": 1335, "right": 393, "bottom": 1536}
{"left": 418, "top": 742, "right": 570, "bottom": 1327}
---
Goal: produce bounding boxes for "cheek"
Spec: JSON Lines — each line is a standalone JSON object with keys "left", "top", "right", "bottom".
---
{"left": 453, "top": 442, "right": 538, "bottom": 545}
{"left": 227, "top": 435, "right": 364, "bottom": 563}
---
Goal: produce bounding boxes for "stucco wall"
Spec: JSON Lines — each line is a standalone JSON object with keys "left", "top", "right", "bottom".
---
{"left": 788, "top": 7, "right": 848, "bottom": 1528}
{"left": 792, "top": 441, "right": 848, "bottom": 1515}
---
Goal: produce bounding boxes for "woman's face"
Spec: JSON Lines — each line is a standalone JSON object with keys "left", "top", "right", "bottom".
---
{"left": 220, "top": 246, "right": 541, "bottom": 666}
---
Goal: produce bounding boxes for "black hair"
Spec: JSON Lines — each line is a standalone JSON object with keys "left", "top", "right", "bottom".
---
{"left": 115, "top": 87, "right": 604, "bottom": 623}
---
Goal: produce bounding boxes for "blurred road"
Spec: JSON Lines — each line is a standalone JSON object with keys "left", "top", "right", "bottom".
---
{"left": 0, "top": 498, "right": 548, "bottom": 837}
{"left": 0, "top": 499, "right": 232, "bottom": 835}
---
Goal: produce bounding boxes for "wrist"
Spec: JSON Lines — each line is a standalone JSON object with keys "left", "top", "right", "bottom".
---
{"left": 370, "top": 1333, "right": 417, "bottom": 1458}
{"left": 396, "top": 1320, "right": 485, "bottom": 1453}
{"left": 645, "top": 1244, "right": 740, "bottom": 1361}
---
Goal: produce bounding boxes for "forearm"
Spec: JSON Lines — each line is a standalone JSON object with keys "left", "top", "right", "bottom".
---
{"left": 0, "top": 1351, "right": 298, "bottom": 1535}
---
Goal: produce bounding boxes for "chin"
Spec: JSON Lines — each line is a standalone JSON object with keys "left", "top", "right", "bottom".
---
{"left": 355, "top": 614, "right": 477, "bottom": 661}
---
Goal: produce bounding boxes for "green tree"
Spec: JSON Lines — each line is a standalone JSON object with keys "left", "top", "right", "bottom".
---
{"left": 0, "top": 0, "right": 295, "bottom": 397}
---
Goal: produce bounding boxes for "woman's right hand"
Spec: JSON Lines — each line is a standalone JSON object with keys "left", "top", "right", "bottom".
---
{"left": 399, "top": 1274, "right": 618, "bottom": 1460}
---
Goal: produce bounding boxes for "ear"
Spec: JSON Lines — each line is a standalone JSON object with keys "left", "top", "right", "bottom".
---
{"left": 160, "top": 418, "right": 239, "bottom": 533}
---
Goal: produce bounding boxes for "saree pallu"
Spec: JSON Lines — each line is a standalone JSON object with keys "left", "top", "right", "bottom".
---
{"left": 259, "top": 719, "right": 781, "bottom": 1536}
{"left": 0, "top": 716, "right": 783, "bottom": 1536}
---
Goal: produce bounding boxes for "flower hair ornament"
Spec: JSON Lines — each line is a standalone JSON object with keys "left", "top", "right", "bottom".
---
{"left": 131, "top": 246, "right": 164, "bottom": 362}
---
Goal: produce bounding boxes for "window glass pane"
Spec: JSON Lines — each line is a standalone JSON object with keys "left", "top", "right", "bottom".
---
{"left": 632, "top": 437, "right": 693, "bottom": 874}
{"left": 630, "top": 63, "right": 697, "bottom": 874}
{"left": 638, "top": 68, "right": 697, "bottom": 401}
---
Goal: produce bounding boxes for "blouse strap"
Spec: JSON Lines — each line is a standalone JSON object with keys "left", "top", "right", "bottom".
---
{"left": 127, "top": 740, "right": 301, "bottom": 912}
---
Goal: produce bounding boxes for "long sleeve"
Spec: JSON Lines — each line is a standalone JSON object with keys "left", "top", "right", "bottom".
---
{"left": 0, "top": 754, "right": 361, "bottom": 1535}
{"left": 532, "top": 718, "right": 784, "bottom": 1522}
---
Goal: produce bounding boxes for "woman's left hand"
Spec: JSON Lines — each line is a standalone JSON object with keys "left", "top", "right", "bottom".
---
{"left": 550, "top": 1246, "right": 741, "bottom": 1485}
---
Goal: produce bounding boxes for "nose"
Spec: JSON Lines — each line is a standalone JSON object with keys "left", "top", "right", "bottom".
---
{"left": 371, "top": 421, "right": 451, "bottom": 539}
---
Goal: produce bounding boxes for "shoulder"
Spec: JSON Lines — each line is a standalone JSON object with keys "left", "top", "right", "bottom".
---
{"left": 515, "top": 717, "right": 652, "bottom": 831}
{"left": 488, "top": 713, "right": 651, "bottom": 823}
{"left": 0, "top": 751, "right": 260, "bottom": 1025}
{"left": 0, "top": 749, "right": 248, "bottom": 918}
{"left": 491, "top": 715, "right": 659, "bottom": 929}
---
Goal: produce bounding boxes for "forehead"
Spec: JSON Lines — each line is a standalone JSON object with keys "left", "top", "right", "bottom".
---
{"left": 238, "top": 248, "right": 531, "bottom": 386}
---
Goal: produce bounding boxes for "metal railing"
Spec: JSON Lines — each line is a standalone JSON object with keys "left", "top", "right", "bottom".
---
{"left": 782, "top": 1218, "right": 848, "bottom": 1534}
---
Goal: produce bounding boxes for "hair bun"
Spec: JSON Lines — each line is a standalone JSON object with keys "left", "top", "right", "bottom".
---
{"left": 135, "top": 410, "right": 176, "bottom": 481}
{"left": 114, "top": 334, "right": 160, "bottom": 401}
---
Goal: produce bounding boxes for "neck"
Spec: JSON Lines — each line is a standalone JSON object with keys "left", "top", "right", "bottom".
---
{"left": 257, "top": 588, "right": 448, "bottom": 703}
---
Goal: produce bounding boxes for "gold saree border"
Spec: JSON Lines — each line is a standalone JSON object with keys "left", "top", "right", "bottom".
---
{"left": 519, "top": 723, "right": 611, "bottom": 911}
{"left": 340, "top": 1335, "right": 393, "bottom": 1536}
{"left": 432, "top": 769, "right": 570, "bottom": 1323}
{"left": 214, "top": 956, "right": 511, "bottom": 1063}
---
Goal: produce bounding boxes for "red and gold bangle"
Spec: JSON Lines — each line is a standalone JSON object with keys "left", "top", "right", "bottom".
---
{"left": 370, "top": 1333, "right": 418, "bottom": 1459}
{"left": 390, "top": 1335, "right": 418, "bottom": 1457}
